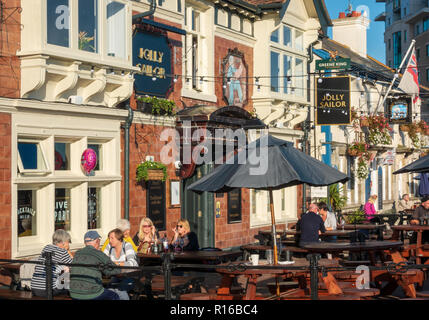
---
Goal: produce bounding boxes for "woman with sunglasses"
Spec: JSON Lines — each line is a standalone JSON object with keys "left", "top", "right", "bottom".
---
{"left": 133, "top": 217, "right": 159, "bottom": 253}
{"left": 171, "top": 219, "right": 199, "bottom": 252}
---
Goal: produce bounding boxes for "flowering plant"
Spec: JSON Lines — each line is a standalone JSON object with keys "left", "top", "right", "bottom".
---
{"left": 418, "top": 120, "right": 429, "bottom": 136}
{"left": 347, "top": 141, "right": 368, "bottom": 157}
{"left": 405, "top": 122, "right": 421, "bottom": 149}
{"left": 356, "top": 156, "right": 370, "bottom": 180}
{"left": 366, "top": 114, "right": 393, "bottom": 145}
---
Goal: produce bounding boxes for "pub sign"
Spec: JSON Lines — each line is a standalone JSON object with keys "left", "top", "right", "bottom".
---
{"left": 133, "top": 29, "right": 173, "bottom": 97}
{"left": 386, "top": 97, "right": 412, "bottom": 124}
{"left": 316, "top": 76, "right": 351, "bottom": 125}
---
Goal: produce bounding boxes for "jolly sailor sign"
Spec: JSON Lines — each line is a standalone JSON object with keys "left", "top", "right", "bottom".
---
{"left": 316, "top": 76, "right": 351, "bottom": 126}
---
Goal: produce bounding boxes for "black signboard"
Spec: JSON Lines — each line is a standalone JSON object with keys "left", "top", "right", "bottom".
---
{"left": 133, "top": 28, "right": 173, "bottom": 97}
{"left": 227, "top": 188, "right": 241, "bottom": 224}
{"left": 147, "top": 180, "right": 166, "bottom": 231}
{"left": 386, "top": 96, "right": 412, "bottom": 124}
{"left": 316, "top": 76, "right": 351, "bottom": 125}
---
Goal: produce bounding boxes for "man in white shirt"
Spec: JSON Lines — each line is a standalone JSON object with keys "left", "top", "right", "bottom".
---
{"left": 318, "top": 202, "right": 337, "bottom": 231}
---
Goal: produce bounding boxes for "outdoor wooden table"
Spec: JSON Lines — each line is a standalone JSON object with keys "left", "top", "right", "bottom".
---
{"left": 391, "top": 225, "right": 429, "bottom": 264}
{"left": 215, "top": 258, "right": 340, "bottom": 300}
{"left": 340, "top": 223, "right": 386, "bottom": 240}
{"left": 138, "top": 250, "right": 242, "bottom": 265}
{"left": 301, "top": 240, "right": 422, "bottom": 298}
{"left": 284, "top": 230, "right": 355, "bottom": 238}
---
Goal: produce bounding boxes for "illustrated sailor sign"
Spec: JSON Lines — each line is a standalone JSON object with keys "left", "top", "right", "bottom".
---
{"left": 316, "top": 76, "right": 351, "bottom": 125}
{"left": 222, "top": 48, "right": 248, "bottom": 108}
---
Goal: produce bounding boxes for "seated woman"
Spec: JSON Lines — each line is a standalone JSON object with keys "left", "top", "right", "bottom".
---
{"left": 31, "top": 229, "right": 73, "bottom": 298}
{"left": 171, "top": 219, "right": 199, "bottom": 252}
{"left": 133, "top": 217, "right": 159, "bottom": 254}
{"left": 364, "top": 195, "right": 381, "bottom": 224}
{"left": 103, "top": 228, "right": 139, "bottom": 300}
{"left": 101, "top": 219, "right": 137, "bottom": 253}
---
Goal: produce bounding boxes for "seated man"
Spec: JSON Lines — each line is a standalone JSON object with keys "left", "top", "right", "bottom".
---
{"left": 69, "top": 231, "right": 122, "bottom": 300}
{"left": 397, "top": 194, "right": 414, "bottom": 212}
{"left": 296, "top": 203, "right": 326, "bottom": 247}
{"left": 410, "top": 196, "right": 429, "bottom": 244}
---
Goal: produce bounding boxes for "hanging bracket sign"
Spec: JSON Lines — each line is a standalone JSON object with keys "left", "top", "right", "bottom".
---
{"left": 316, "top": 58, "right": 351, "bottom": 71}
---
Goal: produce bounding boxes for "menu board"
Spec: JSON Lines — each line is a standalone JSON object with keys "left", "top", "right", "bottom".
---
{"left": 147, "top": 180, "right": 166, "bottom": 231}
{"left": 227, "top": 188, "right": 241, "bottom": 224}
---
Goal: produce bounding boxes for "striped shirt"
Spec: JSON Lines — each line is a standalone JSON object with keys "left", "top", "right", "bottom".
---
{"left": 31, "top": 244, "right": 73, "bottom": 291}
{"left": 103, "top": 242, "right": 138, "bottom": 267}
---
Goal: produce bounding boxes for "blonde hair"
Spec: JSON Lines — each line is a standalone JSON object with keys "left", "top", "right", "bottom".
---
{"left": 138, "top": 217, "right": 156, "bottom": 241}
{"left": 177, "top": 219, "right": 191, "bottom": 234}
{"left": 369, "top": 195, "right": 378, "bottom": 203}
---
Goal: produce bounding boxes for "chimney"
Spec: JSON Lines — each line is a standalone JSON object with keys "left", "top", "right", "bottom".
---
{"left": 332, "top": 10, "right": 370, "bottom": 57}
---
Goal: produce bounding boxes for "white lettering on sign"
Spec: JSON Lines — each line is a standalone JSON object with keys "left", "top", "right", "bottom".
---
{"left": 55, "top": 5, "right": 70, "bottom": 30}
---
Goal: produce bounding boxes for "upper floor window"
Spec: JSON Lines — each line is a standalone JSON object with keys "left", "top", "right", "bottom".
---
{"left": 424, "top": 18, "right": 429, "bottom": 32}
{"left": 46, "top": 0, "right": 127, "bottom": 60}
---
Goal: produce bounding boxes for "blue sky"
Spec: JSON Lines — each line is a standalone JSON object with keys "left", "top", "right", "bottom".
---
{"left": 324, "top": 0, "right": 386, "bottom": 64}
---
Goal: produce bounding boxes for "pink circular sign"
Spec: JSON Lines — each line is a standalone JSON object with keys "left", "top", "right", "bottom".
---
{"left": 81, "top": 148, "right": 97, "bottom": 174}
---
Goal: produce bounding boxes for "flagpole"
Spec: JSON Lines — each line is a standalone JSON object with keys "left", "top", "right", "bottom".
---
{"left": 374, "top": 39, "right": 416, "bottom": 114}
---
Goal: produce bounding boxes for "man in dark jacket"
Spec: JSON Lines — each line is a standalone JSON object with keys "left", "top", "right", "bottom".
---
{"left": 410, "top": 196, "right": 429, "bottom": 244}
{"left": 69, "top": 231, "right": 121, "bottom": 300}
{"left": 297, "top": 203, "right": 326, "bottom": 247}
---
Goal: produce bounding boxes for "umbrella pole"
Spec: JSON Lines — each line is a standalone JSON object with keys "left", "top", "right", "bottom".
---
{"left": 269, "top": 189, "right": 280, "bottom": 297}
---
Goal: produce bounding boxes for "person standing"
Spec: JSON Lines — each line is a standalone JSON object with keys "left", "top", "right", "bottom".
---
{"left": 296, "top": 203, "right": 326, "bottom": 247}
{"left": 69, "top": 231, "right": 121, "bottom": 300}
{"left": 31, "top": 229, "right": 73, "bottom": 298}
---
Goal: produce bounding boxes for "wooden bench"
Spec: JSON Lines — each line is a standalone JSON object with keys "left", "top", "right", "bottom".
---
{"left": 0, "top": 288, "right": 72, "bottom": 300}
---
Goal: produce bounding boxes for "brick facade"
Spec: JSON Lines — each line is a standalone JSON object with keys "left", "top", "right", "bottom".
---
{"left": 0, "top": 0, "right": 21, "bottom": 98}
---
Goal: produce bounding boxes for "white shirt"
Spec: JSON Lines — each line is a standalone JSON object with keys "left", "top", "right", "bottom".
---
{"left": 324, "top": 211, "right": 337, "bottom": 230}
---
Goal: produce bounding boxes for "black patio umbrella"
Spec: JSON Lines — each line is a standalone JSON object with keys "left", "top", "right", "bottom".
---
{"left": 393, "top": 153, "right": 429, "bottom": 174}
{"left": 188, "top": 135, "right": 349, "bottom": 265}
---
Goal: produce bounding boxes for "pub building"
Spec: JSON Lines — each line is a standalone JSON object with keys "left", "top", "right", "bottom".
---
{"left": 0, "top": 0, "right": 333, "bottom": 274}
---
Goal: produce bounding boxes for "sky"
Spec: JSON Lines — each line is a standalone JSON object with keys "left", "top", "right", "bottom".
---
{"left": 324, "top": 0, "right": 387, "bottom": 64}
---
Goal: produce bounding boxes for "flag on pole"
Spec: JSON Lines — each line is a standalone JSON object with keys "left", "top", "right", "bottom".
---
{"left": 397, "top": 48, "right": 420, "bottom": 104}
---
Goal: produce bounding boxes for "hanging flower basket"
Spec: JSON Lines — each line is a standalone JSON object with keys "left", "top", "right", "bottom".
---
{"left": 360, "top": 118, "right": 369, "bottom": 127}
{"left": 136, "top": 161, "right": 168, "bottom": 182}
{"left": 347, "top": 149, "right": 359, "bottom": 157}
{"left": 399, "top": 124, "right": 410, "bottom": 132}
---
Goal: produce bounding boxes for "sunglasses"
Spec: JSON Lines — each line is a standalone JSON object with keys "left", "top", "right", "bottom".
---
{"left": 177, "top": 225, "right": 183, "bottom": 228}
{"left": 142, "top": 225, "right": 151, "bottom": 228}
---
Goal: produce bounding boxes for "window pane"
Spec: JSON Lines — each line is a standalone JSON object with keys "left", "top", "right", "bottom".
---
{"left": 107, "top": 1, "right": 125, "bottom": 58}
{"left": 270, "top": 29, "right": 279, "bottom": 43}
{"left": 18, "top": 142, "right": 46, "bottom": 171}
{"left": 88, "top": 187, "right": 101, "bottom": 229}
{"left": 55, "top": 142, "right": 70, "bottom": 170}
{"left": 88, "top": 144, "right": 101, "bottom": 171}
{"left": 393, "top": 31, "right": 402, "bottom": 69}
{"left": 295, "top": 30, "right": 303, "bottom": 51}
{"left": 78, "top": 0, "right": 98, "bottom": 53}
{"left": 55, "top": 188, "right": 71, "bottom": 231}
{"left": 270, "top": 51, "right": 279, "bottom": 92}
{"left": 295, "top": 58, "right": 304, "bottom": 97}
{"left": 283, "top": 55, "right": 292, "bottom": 94}
{"left": 283, "top": 26, "right": 291, "bottom": 47}
{"left": 47, "top": 0, "right": 70, "bottom": 47}
{"left": 18, "top": 190, "right": 37, "bottom": 237}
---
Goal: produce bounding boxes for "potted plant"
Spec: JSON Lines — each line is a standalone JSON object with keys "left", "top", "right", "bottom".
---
{"left": 136, "top": 160, "right": 168, "bottom": 183}
{"left": 319, "top": 184, "right": 348, "bottom": 214}
{"left": 347, "top": 141, "right": 368, "bottom": 157}
{"left": 359, "top": 116, "right": 369, "bottom": 127}
{"left": 399, "top": 124, "right": 410, "bottom": 132}
{"left": 345, "top": 208, "right": 366, "bottom": 224}
{"left": 407, "top": 122, "right": 421, "bottom": 149}
{"left": 136, "top": 96, "right": 176, "bottom": 116}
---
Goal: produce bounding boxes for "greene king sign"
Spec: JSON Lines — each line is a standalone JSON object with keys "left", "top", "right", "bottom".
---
{"left": 316, "top": 58, "right": 351, "bottom": 71}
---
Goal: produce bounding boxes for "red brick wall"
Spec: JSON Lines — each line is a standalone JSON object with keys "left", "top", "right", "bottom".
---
{"left": 0, "top": 0, "right": 21, "bottom": 98}
{"left": 0, "top": 113, "right": 12, "bottom": 286}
